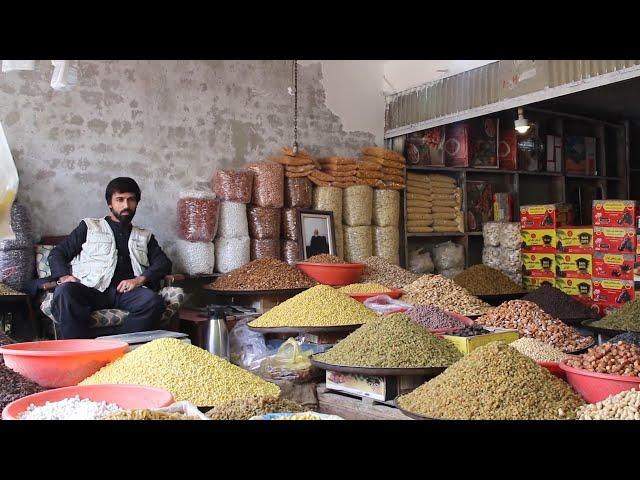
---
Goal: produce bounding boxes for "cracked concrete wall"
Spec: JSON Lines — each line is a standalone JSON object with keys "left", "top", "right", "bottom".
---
{"left": 0, "top": 60, "right": 378, "bottom": 258}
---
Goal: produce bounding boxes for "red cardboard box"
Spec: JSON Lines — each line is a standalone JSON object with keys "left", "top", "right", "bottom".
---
{"left": 444, "top": 123, "right": 470, "bottom": 167}
{"left": 522, "top": 252, "right": 556, "bottom": 278}
{"left": 469, "top": 117, "right": 498, "bottom": 168}
{"left": 593, "top": 200, "right": 637, "bottom": 227}
{"left": 498, "top": 129, "right": 517, "bottom": 170}
{"left": 593, "top": 252, "right": 635, "bottom": 281}
{"left": 555, "top": 226, "right": 593, "bottom": 253}
{"left": 520, "top": 204, "right": 573, "bottom": 230}
{"left": 593, "top": 227, "right": 637, "bottom": 253}
{"left": 405, "top": 126, "right": 445, "bottom": 166}
{"left": 592, "top": 278, "right": 635, "bottom": 305}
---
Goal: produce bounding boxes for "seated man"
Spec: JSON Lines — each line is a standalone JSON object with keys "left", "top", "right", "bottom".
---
{"left": 49, "top": 177, "right": 172, "bottom": 339}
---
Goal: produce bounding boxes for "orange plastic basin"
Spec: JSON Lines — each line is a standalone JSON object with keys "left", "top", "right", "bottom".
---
{"left": 2, "top": 384, "right": 174, "bottom": 420}
{"left": 559, "top": 362, "right": 640, "bottom": 403}
{"left": 349, "top": 289, "right": 403, "bottom": 303}
{"left": 538, "top": 361, "right": 566, "bottom": 380}
{"left": 0, "top": 339, "right": 128, "bottom": 388}
{"left": 296, "top": 262, "right": 365, "bottom": 286}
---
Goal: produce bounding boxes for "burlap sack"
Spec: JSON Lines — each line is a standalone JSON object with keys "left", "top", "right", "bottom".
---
{"left": 407, "top": 192, "right": 432, "bottom": 201}
{"left": 286, "top": 164, "right": 315, "bottom": 174}
{"left": 355, "top": 170, "right": 385, "bottom": 180}
{"left": 407, "top": 226, "right": 434, "bottom": 233}
{"left": 318, "top": 156, "right": 356, "bottom": 165}
{"left": 309, "top": 170, "right": 335, "bottom": 182}
{"left": 323, "top": 163, "right": 358, "bottom": 172}
{"left": 362, "top": 147, "right": 405, "bottom": 163}
{"left": 271, "top": 155, "right": 312, "bottom": 166}
{"left": 309, "top": 176, "right": 331, "bottom": 187}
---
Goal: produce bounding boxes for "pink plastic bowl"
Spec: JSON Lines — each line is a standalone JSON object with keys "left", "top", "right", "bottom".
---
{"left": 0, "top": 339, "right": 128, "bottom": 388}
{"left": 2, "top": 384, "right": 174, "bottom": 420}
{"left": 559, "top": 362, "right": 640, "bottom": 403}
{"left": 538, "top": 361, "right": 566, "bottom": 380}
{"left": 296, "top": 262, "right": 365, "bottom": 286}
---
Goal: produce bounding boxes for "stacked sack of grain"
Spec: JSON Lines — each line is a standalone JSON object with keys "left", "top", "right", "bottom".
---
{"left": 247, "top": 159, "right": 284, "bottom": 261}
{"left": 360, "top": 147, "right": 406, "bottom": 190}
{"left": 212, "top": 169, "right": 253, "bottom": 273}
{"left": 406, "top": 173, "right": 463, "bottom": 233}
{"left": 281, "top": 174, "right": 313, "bottom": 264}
{"left": 343, "top": 185, "right": 373, "bottom": 262}
{"left": 312, "top": 156, "right": 357, "bottom": 189}
{"left": 313, "top": 186, "right": 344, "bottom": 259}
{"left": 372, "top": 189, "right": 400, "bottom": 265}
{"left": 482, "top": 221, "right": 522, "bottom": 284}
{"left": 175, "top": 190, "right": 220, "bottom": 275}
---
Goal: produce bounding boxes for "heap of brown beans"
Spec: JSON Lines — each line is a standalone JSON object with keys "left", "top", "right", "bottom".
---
{"left": 564, "top": 342, "right": 640, "bottom": 377}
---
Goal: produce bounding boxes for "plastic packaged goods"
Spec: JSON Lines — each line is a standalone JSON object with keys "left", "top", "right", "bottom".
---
{"left": 372, "top": 189, "right": 400, "bottom": 227}
{"left": 0, "top": 203, "right": 33, "bottom": 251}
{"left": 439, "top": 267, "right": 464, "bottom": 279}
{"left": 282, "top": 208, "right": 300, "bottom": 241}
{"left": 248, "top": 161, "right": 284, "bottom": 208}
{"left": 504, "top": 271, "right": 522, "bottom": 285}
{"left": 482, "top": 246, "right": 501, "bottom": 270}
{"left": 174, "top": 239, "right": 215, "bottom": 276}
{"left": 500, "top": 247, "right": 522, "bottom": 271}
{"left": 335, "top": 225, "right": 344, "bottom": 260}
{"left": 408, "top": 247, "right": 435, "bottom": 274}
{"left": 482, "top": 222, "right": 501, "bottom": 247}
{"left": 0, "top": 122, "right": 19, "bottom": 241}
{"left": 281, "top": 240, "right": 300, "bottom": 265}
{"left": 0, "top": 248, "right": 34, "bottom": 291}
{"left": 343, "top": 226, "right": 372, "bottom": 263}
{"left": 229, "top": 318, "right": 270, "bottom": 372}
{"left": 214, "top": 236, "right": 251, "bottom": 273}
{"left": 343, "top": 185, "right": 373, "bottom": 227}
{"left": 177, "top": 191, "right": 220, "bottom": 242}
{"left": 212, "top": 169, "right": 253, "bottom": 204}
{"left": 216, "top": 201, "right": 249, "bottom": 239}
{"left": 433, "top": 241, "right": 465, "bottom": 272}
{"left": 248, "top": 207, "right": 281, "bottom": 240}
{"left": 284, "top": 177, "right": 312, "bottom": 208}
{"left": 250, "top": 238, "right": 281, "bottom": 261}
{"left": 500, "top": 222, "right": 521, "bottom": 250}
{"left": 313, "top": 186, "right": 343, "bottom": 226}
{"left": 372, "top": 226, "right": 400, "bottom": 265}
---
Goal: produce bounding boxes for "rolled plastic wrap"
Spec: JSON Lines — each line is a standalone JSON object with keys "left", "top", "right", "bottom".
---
{"left": 177, "top": 191, "right": 220, "bottom": 242}
{"left": 343, "top": 225, "right": 372, "bottom": 263}
{"left": 248, "top": 161, "right": 284, "bottom": 208}
{"left": 174, "top": 240, "right": 215, "bottom": 276}
{"left": 343, "top": 185, "right": 373, "bottom": 227}
{"left": 372, "top": 189, "right": 400, "bottom": 227}
{"left": 248, "top": 206, "right": 281, "bottom": 240}
{"left": 212, "top": 169, "right": 253, "bottom": 204}
{"left": 281, "top": 240, "right": 301, "bottom": 265}
{"left": 372, "top": 226, "right": 400, "bottom": 265}
{"left": 282, "top": 207, "right": 300, "bottom": 241}
{"left": 284, "top": 177, "right": 312, "bottom": 208}
{"left": 214, "top": 236, "right": 251, "bottom": 273}
{"left": 217, "top": 201, "right": 249, "bottom": 238}
{"left": 250, "top": 238, "right": 281, "bottom": 261}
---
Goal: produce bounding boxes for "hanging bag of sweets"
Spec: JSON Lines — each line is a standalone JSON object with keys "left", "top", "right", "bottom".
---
{"left": 177, "top": 190, "right": 220, "bottom": 242}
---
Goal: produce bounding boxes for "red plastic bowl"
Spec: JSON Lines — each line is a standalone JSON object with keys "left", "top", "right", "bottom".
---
{"left": 348, "top": 289, "right": 403, "bottom": 303}
{"left": 538, "top": 361, "right": 566, "bottom": 380}
{"left": 0, "top": 339, "right": 128, "bottom": 388}
{"left": 2, "top": 384, "right": 174, "bottom": 420}
{"left": 559, "top": 362, "right": 640, "bottom": 403}
{"left": 296, "top": 262, "right": 365, "bottom": 286}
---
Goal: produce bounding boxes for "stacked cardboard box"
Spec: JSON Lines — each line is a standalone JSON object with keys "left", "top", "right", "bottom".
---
{"left": 591, "top": 200, "right": 637, "bottom": 316}
{"left": 555, "top": 226, "right": 594, "bottom": 307}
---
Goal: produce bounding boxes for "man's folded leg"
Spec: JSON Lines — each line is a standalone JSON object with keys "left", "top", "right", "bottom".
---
{"left": 113, "top": 287, "right": 165, "bottom": 334}
{"left": 51, "top": 282, "right": 112, "bottom": 339}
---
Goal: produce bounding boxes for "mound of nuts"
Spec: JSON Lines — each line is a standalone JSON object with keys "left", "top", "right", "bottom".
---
{"left": 564, "top": 341, "right": 640, "bottom": 377}
{"left": 577, "top": 389, "right": 640, "bottom": 420}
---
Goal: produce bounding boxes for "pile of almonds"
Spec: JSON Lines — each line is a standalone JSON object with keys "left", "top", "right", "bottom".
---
{"left": 564, "top": 342, "right": 640, "bottom": 377}
{"left": 475, "top": 300, "right": 594, "bottom": 353}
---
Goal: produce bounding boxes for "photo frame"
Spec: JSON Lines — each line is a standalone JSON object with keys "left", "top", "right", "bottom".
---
{"left": 297, "top": 209, "right": 337, "bottom": 260}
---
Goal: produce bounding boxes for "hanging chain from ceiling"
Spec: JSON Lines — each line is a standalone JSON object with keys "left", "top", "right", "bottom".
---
{"left": 292, "top": 59, "right": 298, "bottom": 155}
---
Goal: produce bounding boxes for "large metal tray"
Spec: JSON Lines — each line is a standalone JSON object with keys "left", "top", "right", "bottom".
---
{"left": 203, "top": 286, "right": 309, "bottom": 296}
{"left": 580, "top": 319, "right": 636, "bottom": 338}
{"left": 248, "top": 324, "right": 363, "bottom": 335}
{"left": 311, "top": 358, "right": 446, "bottom": 377}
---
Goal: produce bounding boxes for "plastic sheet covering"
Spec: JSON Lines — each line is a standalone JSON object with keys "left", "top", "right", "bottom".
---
{"left": 214, "top": 236, "right": 250, "bottom": 273}
{"left": 248, "top": 162, "right": 284, "bottom": 208}
{"left": 285, "top": 177, "right": 313, "bottom": 208}
{"left": 372, "top": 226, "right": 400, "bottom": 265}
{"left": 177, "top": 190, "right": 220, "bottom": 242}
{"left": 248, "top": 207, "right": 281, "bottom": 240}
{"left": 229, "top": 318, "right": 270, "bottom": 372}
{"left": 0, "top": 121, "right": 19, "bottom": 240}
{"left": 250, "top": 238, "right": 280, "bottom": 261}
{"left": 343, "top": 226, "right": 372, "bottom": 263}
{"left": 212, "top": 169, "right": 253, "bottom": 204}
{"left": 433, "top": 240, "right": 465, "bottom": 272}
{"left": 217, "top": 201, "right": 249, "bottom": 239}
{"left": 174, "top": 240, "right": 215, "bottom": 276}
{"left": 343, "top": 185, "right": 373, "bottom": 227}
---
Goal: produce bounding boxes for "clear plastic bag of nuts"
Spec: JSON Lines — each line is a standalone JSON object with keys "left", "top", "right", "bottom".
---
{"left": 212, "top": 169, "right": 254, "bottom": 204}
{"left": 482, "top": 222, "right": 501, "bottom": 247}
{"left": 248, "top": 161, "right": 284, "bottom": 208}
{"left": 250, "top": 238, "right": 281, "bottom": 260}
{"left": 500, "top": 222, "right": 521, "bottom": 250}
{"left": 372, "top": 226, "right": 400, "bottom": 265}
{"left": 372, "top": 189, "right": 400, "bottom": 227}
{"left": 285, "top": 177, "right": 313, "bottom": 208}
{"left": 500, "top": 247, "right": 521, "bottom": 271}
{"left": 343, "top": 225, "right": 372, "bottom": 263}
{"left": 248, "top": 206, "right": 281, "bottom": 240}
{"left": 177, "top": 190, "right": 220, "bottom": 242}
{"left": 482, "top": 246, "right": 502, "bottom": 270}
{"left": 343, "top": 185, "right": 373, "bottom": 227}
{"left": 313, "top": 186, "right": 343, "bottom": 226}
{"left": 282, "top": 207, "right": 300, "bottom": 241}
{"left": 281, "top": 240, "right": 301, "bottom": 265}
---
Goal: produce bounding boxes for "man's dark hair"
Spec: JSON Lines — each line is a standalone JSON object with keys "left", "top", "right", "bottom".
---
{"left": 105, "top": 177, "right": 141, "bottom": 204}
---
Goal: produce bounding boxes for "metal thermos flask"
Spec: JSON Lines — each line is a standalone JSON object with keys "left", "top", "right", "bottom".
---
{"left": 204, "top": 306, "right": 229, "bottom": 360}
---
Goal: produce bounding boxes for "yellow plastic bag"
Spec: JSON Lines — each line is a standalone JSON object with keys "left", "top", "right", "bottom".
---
{"left": 261, "top": 338, "right": 316, "bottom": 383}
{"left": 0, "top": 121, "right": 19, "bottom": 240}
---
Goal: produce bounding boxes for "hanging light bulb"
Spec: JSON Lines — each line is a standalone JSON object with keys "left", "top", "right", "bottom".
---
{"left": 514, "top": 107, "right": 531, "bottom": 134}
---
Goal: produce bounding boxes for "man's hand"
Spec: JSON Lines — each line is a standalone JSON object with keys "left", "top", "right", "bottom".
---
{"left": 58, "top": 275, "right": 80, "bottom": 284}
{"left": 117, "top": 276, "right": 146, "bottom": 293}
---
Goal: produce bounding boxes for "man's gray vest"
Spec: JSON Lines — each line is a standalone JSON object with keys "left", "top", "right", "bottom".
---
{"left": 70, "top": 218, "right": 151, "bottom": 292}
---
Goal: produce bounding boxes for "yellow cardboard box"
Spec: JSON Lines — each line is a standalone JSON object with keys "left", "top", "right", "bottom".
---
{"left": 556, "top": 226, "right": 593, "bottom": 253}
{"left": 555, "top": 278, "right": 593, "bottom": 298}
{"left": 443, "top": 327, "right": 519, "bottom": 355}
{"left": 521, "top": 229, "right": 557, "bottom": 253}
{"left": 522, "top": 252, "right": 556, "bottom": 277}
{"left": 522, "top": 276, "right": 556, "bottom": 291}
{"left": 555, "top": 253, "right": 592, "bottom": 278}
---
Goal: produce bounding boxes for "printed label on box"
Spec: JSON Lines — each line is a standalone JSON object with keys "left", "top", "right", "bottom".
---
{"left": 592, "top": 278, "right": 635, "bottom": 305}
{"left": 522, "top": 276, "right": 556, "bottom": 291}
{"left": 326, "top": 371, "right": 387, "bottom": 402}
{"left": 593, "top": 200, "right": 637, "bottom": 227}
{"left": 522, "top": 253, "right": 556, "bottom": 277}
{"left": 520, "top": 203, "right": 572, "bottom": 229}
{"left": 593, "top": 227, "right": 637, "bottom": 253}
{"left": 555, "top": 253, "right": 592, "bottom": 279}
{"left": 555, "top": 226, "right": 593, "bottom": 253}
{"left": 555, "top": 278, "right": 593, "bottom": 298}
{"left": 521, "top": 229, "right": 557, "bottom": 253}
{"left": 593, "top": 252, "right": 635, "bottom": 280}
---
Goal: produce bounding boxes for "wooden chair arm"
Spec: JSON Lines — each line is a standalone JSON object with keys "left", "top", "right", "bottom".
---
{"left": 164, "top": 274, "right": 186, "bottom": 286}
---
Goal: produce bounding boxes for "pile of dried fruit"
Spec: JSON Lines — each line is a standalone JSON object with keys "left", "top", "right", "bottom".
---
{"left": 397, "top": 342, "right": 584, "bottom": 419}
{"left": 588, "top": 299, "right": 640, "bottom": 332}
{"left": 475, "top": 300, "right": 593, "bottom": 353}
{"left": 248, "top": 284, "right": 378, "bottom": 328}
{"left": 206, "top": 395, "right": 305, "bottom": 420}
{"left": 564, "top": 341, "right": 640, "bottom": 376}
{"left": 339, "top": 283, "right": 391, "bottom": 294}
{"left": 1, "top": 363, "right": 46, "bottom": 413}
{"left": 405, "top": 305, "right": 467, "bottom": 331}
{"left": 522, "top": 285, "right": 599, "bottom": 321}
{"left": 453, "top": 264, "right": 525, "bottom": 295}
{"left": 510, "top": 337, "right": 569, "bottom": 363}
{"left": 210, "top": 258, "right": 317, "bottom": 291}
{"left": 305, "top": 254, "right": 346, "bottom": 264}
{"left": 360, "top": 256, "right": 420, "bottom": 289}
{"left": 401, "top": 274, "right": 493, "bottom": 316}
{"left": 314, "top": 313, "right": 462, "bottom": 368}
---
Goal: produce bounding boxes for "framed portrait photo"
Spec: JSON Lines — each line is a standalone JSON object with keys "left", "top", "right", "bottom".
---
{"left": 297, "top": 209, "right": 337, "bottom": 260}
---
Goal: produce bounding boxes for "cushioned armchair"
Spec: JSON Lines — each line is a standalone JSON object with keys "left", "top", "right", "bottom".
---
{"left": 35, "top": 243, "right": 185, "bottom": 339}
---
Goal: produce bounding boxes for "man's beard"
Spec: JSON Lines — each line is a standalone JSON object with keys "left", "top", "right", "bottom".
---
{"left": 111, "top": 208, "right": 136, "bottom": 224}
